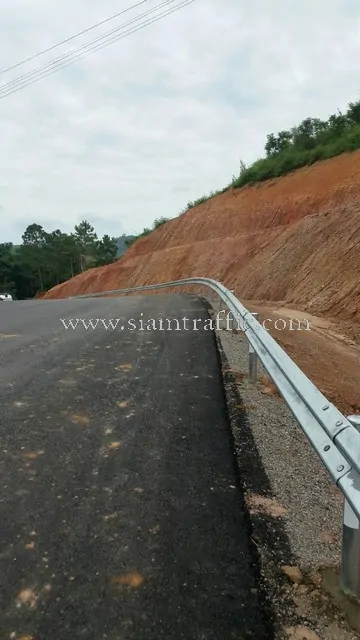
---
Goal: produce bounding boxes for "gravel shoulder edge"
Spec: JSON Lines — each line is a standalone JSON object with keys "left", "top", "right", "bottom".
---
{"left": 206, "top": 300, "right": 360, "bottom": 640}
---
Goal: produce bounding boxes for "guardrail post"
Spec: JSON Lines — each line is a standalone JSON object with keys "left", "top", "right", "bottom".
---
{"left": 248, "top": 312, "right": 258, "bottom": 383}
{"left": 340, "top": 415, "right": 360, "bottom": 601}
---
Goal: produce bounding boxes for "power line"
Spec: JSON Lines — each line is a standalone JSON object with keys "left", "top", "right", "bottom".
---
{"left": 0, "top": 0, "right": 195, "bottom": 99}
{"left": 0, "top": 0, "right": 177, "bottom": 95}
{"left": 0, "top": 0, "right": 184, "bottom": 97}
{"left": 0, "top": 0, "right": 149, "bottom": 75}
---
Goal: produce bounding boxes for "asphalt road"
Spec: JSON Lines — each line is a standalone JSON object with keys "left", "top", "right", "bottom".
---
{"left": 0, "top": 294, "right": 270, "bottom": 639}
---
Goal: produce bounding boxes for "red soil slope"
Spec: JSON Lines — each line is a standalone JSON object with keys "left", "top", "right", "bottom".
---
{"left": 44, "top": 151, "right": 360, "bottom": 411}
{"left": 44, "top": 150, "right": 360, "bottom": 327}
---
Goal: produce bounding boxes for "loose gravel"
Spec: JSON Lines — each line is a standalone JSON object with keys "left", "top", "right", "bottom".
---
{"left": 219, "top": 329, "right": 343, "bottom": 567}
{"left": 213, "top": 318, "right": 360, "bottom": 640}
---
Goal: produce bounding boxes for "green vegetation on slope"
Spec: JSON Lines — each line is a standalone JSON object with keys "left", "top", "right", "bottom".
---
{"left": 121, "top": 99, "right": 360, "bottom": 243}
{"left": 124, "top": 216, "right": 170, "bottom": 248}
{"left": 183, "top": 99, "right": 360, "bottom": 210}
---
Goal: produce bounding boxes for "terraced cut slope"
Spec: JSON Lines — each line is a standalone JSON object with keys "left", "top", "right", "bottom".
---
{"left": 44, "top": 151, "right": 360, "bottom": 411}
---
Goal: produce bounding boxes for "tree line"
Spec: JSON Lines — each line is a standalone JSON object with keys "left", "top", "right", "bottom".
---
{"left": 0, "top": 221, "right": 118, "bottom": 299}
{"left": 234, "top": 99, "right": 360, "bottom": 186}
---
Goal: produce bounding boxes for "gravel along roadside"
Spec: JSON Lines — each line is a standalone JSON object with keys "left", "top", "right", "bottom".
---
{"left": 212, "top": 313, "right": 360, "bottom": 640}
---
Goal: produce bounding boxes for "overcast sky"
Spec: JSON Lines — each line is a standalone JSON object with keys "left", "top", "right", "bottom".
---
{"left": 0, "top": 0, "right": 360, "bottom": 243}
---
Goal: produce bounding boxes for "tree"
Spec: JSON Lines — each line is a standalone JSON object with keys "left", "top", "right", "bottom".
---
{"left": 277, "top": 130, "right": 293, "bottom": 152}
{"left": 95, "top": 235, "right": 118, "bottom": 266}
{"left": 44, "top": 230, "right": 78, "bottom": 284}
{"left": 22, "top": 223, "right": 47, "bottom": 246}
{"left": 265, "top": 133, "right": 278, "bottom": 156}
{"left": 328, "top": 111, "right": 348, "bottom": 135}
{"left": 21, "top": 223, "right": 48, "bottom": 290}
{"left": 0, "top": 243, "right": 15, "bottom": 294}
{"left": 347, "top": 101, "right": 360, "bottom": 125}
{"left": 73, "top": 220, "right": 98, "bottom": 271}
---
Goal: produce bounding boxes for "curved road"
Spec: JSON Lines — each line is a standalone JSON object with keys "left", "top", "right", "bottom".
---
{"left": 0, "top": 294, "right": 270, "bottom": 639}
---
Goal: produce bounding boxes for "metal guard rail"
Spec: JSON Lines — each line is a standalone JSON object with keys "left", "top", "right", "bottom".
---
{"left": 70, "top": 276, "right": 360, "bottom": 597}
{"left": 71, "top": 276, "right": 359, "bottom": 505}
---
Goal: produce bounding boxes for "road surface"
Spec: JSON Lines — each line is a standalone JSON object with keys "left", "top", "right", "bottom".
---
{"left": 0, "top": 294, "right": 271, "bottom": 639}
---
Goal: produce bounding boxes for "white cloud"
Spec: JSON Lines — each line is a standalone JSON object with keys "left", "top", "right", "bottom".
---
{"left": 0, "top": 0, "right": 360, "bottom": 242}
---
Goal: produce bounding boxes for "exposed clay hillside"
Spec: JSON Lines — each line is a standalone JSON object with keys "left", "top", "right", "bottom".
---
{"left": 45, "top": 151, "right": 360, "bottom": 328}
{"left": 44, "top": 151, "right": 360, "bottom": 411}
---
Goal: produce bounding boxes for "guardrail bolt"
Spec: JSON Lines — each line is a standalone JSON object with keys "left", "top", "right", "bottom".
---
{"left": 324, "top": 445, "right": 330, "bottom": 451}
{"left": 340, "top": 414, "right": 360, "bottom": 601}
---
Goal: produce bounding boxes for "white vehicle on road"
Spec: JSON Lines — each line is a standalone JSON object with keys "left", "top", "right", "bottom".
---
{"left": 0, "top": 293, "right": 13, "bottom": 301}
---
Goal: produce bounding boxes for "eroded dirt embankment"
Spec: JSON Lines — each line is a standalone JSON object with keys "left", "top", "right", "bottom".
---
{"left": 44, "top": 151, "right": 360, "bottom": 411}
{"left": 45, "top": 151, "right": 360, "bottom": 324}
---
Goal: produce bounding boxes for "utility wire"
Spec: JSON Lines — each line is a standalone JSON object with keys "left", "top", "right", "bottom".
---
{"left": 0, "top": 0, "right": 194, "bottom": 99}
{"left": 0, "top": 0, "right": 176, "bottom": 94}
{"left": 0, "top": 0, "right": 149, "bottom": 75}
{"left": 0, "top": 0, "right": 181, "bottom": 96}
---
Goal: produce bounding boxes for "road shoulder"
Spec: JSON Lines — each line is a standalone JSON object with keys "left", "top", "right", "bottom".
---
{"left": 213, "top": 315, "right": 360, "bottom": 640}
